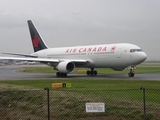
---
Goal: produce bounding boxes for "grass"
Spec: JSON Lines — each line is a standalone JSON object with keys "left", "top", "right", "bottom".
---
{"left": 0, "top": 79, "right": 160, "bottom": 120}
{"left": 1, "top": 80, "right": 159, "bottom": 119}
{"left": 0, "top": 79, "right": 160, "bottom": 90}
{"left": 0, "top": 79, "right": 160, "bottom": 104}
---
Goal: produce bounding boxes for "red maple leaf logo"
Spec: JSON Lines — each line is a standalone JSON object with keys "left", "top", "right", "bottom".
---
{"left": 111, "top": 46, "right": 117, "bottom": 52}
{"left": 32, "top": 36, "right": 40, "bottom": 48}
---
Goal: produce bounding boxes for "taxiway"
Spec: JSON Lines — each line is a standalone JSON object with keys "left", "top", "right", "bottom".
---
{"left": 0, "top": 65, "right": 160, "bottom": 80}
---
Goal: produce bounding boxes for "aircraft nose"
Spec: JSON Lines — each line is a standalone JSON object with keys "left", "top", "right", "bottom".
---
{"left": 139, "top": 52, "right": 147, "bottom": 62}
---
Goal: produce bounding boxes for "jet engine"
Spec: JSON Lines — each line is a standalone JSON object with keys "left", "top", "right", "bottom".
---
{"left": 56, "top": 61, "right": 75, "bottom": 73}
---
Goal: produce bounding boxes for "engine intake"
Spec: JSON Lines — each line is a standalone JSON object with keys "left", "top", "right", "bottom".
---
{"left": 56, "top": 61, "right": 75, "bottom": 73}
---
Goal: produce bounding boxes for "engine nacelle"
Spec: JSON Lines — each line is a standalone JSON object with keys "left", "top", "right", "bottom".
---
{"left": 56, "top": 61, "right": 75, "bottom": 73}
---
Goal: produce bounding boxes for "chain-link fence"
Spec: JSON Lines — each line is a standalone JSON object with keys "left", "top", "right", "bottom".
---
{"left": 0, "top": 87, "right": 159, "bottom": 120}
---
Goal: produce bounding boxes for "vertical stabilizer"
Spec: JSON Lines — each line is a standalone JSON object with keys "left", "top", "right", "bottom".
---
{"left": 27, "top": 20, "right": 48, "bottom": 52}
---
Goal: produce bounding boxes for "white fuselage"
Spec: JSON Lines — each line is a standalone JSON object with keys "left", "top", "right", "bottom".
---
{"left": 32, "top": 43, "right": 147, "bottom": 70}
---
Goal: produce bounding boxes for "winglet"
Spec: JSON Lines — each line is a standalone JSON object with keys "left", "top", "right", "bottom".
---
{"left": 27, "top": 20, "right": 48, "bottom": 52}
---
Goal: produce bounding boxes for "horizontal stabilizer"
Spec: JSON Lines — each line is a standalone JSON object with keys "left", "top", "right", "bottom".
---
{"left": 2, "top": 52, "right": 38, "bottom": 58}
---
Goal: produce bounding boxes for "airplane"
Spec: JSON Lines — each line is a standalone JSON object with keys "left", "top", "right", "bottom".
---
{"left": 0, "top": 20, "right": 147, "bottom": 77}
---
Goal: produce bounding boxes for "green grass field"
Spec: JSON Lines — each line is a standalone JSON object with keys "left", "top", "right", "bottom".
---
{"left": 0, "top": 79, "right": 160, "bottom": 119}
{"left": 0, "top": 79, "right": 160, "bottom": 104}
{"left": 0, "top": 79, "right": 159, "bottom": 90}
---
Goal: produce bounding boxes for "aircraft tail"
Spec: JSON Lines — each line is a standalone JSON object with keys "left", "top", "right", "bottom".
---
{"left": 27, "top": 20, "right": 48, "bottom": 52}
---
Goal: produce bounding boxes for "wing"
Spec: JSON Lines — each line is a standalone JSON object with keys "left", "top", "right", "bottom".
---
{"left": 0, "top": 56, "right": 87, "bottom": 65}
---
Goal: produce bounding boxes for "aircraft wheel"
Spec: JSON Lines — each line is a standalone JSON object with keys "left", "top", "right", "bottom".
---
{"left": 86, "top": 70, "right": 97, "bottom": 76}
{"left": 63, "top": 73, "right": 67, "bottom": 77}
{"left": 61, "top": 73, "right": 67, "bottom": 77}
{"left": 56, "top": 72, "right": 67, "bottom": 77}
{"left": 128, "top": 73, "right": 134, "bottom": 77}
{"left": 56, "top": 72, "right": 60, "bottom": 77}
{"left": 87, "top": 71, "right": 91, "bottom": 75}
{"left": 93, "top": 71, "right": 97, "bottom": 75}
{"left": 91, "top": 71, "right": 94, "bottom": 76}
{"left": 131, "top": 73, "right": 134, "bottom": 77}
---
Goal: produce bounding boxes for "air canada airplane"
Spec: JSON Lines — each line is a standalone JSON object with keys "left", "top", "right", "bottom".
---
{"left": 0, "top": 20, "right": 147, "bottom": 77}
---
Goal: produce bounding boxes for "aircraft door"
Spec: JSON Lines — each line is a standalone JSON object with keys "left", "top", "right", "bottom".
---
{"left": 117, "top": 48, "right": 121, "bottom": 58}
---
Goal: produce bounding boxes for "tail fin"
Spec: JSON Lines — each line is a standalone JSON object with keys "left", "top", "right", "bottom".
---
{"left": 27, "top": 20, "right": 48, "bottom": 52}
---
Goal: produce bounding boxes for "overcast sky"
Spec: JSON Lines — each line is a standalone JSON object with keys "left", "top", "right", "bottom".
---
{"left": 0, "top": 0, "right": 160, "bottom": 61}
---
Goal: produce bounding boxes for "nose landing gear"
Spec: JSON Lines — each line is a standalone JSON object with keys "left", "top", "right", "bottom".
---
{"left": 128, "top": 66, "right": 136, "bottom": 77}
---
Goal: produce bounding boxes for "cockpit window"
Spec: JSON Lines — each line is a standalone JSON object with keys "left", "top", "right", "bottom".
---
{"left": 130, "top": 49, "right": 142, "bottom": 52}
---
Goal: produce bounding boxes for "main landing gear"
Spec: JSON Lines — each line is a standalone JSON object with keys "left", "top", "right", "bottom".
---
{"left": 128, "top": 66, "right": 135, "bottom": 77}
{"left": 86, "top": 68, "right": 97, "bottom": 76}
{"left": 56, "top": 72, "right": 67, "bottom": 77}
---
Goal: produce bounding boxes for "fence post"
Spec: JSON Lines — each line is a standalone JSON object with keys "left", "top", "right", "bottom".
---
{"left": 140, "top": 86, "right": 146, "bottom": 120}
{"left": 44, "top": 87, "right": 50, "bottom": 120}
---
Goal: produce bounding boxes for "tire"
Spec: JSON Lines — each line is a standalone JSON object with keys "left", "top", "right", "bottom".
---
{"left": 93, "top": 71, "right": 97, "bottom": 75}
{"left": 87, "top": 71, "right": 91, "bottom": 75}
{"left": 128, "top": 73, "right": 134, "bottom": 77}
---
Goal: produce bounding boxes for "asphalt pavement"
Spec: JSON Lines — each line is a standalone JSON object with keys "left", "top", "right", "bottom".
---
{"left": 0, "top": 65, "right": 160, "bottom": 80}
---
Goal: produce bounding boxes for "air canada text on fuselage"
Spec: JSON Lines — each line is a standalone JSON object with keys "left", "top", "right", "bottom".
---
{"left": 65, "top": 46, "right": 117, "bottom": 53}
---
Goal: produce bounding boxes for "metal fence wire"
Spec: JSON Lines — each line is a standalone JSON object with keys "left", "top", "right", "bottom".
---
{"left": 0, "top": 87, "right": 160, "bottom": 120}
